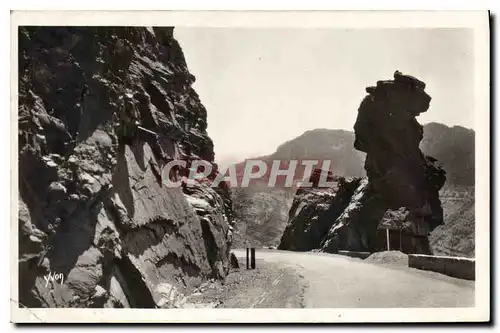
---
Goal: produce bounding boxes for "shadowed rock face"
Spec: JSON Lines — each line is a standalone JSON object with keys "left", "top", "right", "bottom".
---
{"left": 18, "top": 27, "right": 234, "bottom": 308}
{"left": 279, "top": 71, "right": 446, "bottom": 255}
{"left": 279, "top": 176, "right": 388, "bottom": 253}
{"left": 278, "top": 174, "right": 361, "bottom": 251}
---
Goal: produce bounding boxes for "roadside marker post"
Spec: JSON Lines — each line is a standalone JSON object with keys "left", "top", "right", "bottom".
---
{"left": 246, "top": 248, "right": 250, "bottom": 269}
{"left": 386, "top": 228, "right": 390, "bottom": 251}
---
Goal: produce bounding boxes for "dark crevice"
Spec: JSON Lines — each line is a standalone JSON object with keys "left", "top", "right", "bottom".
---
{"left": 199, "top": 219, "right": 218, "bottom": 276}
{"left": 115, "top": 257, "right": 156, "bottom": 308}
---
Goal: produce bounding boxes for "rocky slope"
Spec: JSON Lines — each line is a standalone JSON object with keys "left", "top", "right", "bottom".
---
{"left": 278, "top": 175, "right": 363, "bottom": 251}
{"left": 279, "top": 71, "right": 447, "bottom": 254}
{"left": 18, "top": 27, "right": 234, "bottom": 308}
{"left": 278, "top": 181, "right": 475, "bottom": 256}
{"left": 231, "top": 188, "right": 294, "bottom": 248}
{"left": 429, "top": 186, "right": 475, "bottom": 257}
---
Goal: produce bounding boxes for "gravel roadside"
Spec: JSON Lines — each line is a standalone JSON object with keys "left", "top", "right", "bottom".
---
{"left": 184, "top": 257, "right": 306, "bottom": 308}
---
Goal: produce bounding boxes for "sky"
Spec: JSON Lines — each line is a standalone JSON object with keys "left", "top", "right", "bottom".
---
{"left": 174, "top": 28, "right": 474, "bottom": 166}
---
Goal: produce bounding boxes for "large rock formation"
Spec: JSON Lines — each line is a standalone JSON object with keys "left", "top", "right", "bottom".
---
{"left": 279, "top": 71, "right": 446, "bottom": 254}
{"left": 354, "top": 71, "right": 446, "bottom": 227}
{"left": 233, "top": 124, "right": 472, "bottom": 249}
{"left": 18, "top": 27, "right": 234, "bottom": 308}
{"left": 352, "top": 71, "right": 446, "bottom": 253}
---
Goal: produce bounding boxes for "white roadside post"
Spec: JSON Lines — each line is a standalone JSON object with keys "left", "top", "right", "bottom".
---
{"left": 386, "top": 228, "right": 390, "bottom": 251}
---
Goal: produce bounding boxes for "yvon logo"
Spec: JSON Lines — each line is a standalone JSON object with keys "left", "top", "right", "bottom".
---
{"left": 44, "top": 271, "right": 64, "bottom": 288}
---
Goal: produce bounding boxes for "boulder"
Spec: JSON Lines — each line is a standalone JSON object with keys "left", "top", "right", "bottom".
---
{"left": 230, "top": 252, "right": 239, "bottom": 269}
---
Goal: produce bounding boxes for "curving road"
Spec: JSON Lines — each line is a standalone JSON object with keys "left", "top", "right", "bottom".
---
{"left": 232, "top": 249, "right": 474, "bottom": 308}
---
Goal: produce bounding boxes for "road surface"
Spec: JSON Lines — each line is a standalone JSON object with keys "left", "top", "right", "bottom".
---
{"left": 232, "top": 249, "right": 474, "bottom": 308}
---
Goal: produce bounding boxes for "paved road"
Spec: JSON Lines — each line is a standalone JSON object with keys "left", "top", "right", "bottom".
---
{"left": 232, "top": 249, "right": 474, "bottom": 308}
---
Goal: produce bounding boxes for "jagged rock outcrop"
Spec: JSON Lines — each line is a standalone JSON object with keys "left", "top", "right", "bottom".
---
{"left": 278, "top": 173, "right": 361, "bottom": 251}
{"left": 354, "top": 71, "right": 446, "bottom": 226}
{"left": 351, "top": 71, "right": 446, "bottom": 253}
{"left": 279, "top": 71, "right": 446, "bottom": 254}
{"left": 18, "top": 27, "right": 234, "bottom": 308}
{"left": 279, "top": 175, "right": 388, "bottom": 253}
{"left": 319, "top": 178, "right": 388, "bottom": 253}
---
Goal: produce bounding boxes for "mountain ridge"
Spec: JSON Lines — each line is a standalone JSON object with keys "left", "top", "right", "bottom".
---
{"left": 229, "top": 122, "right": 474, "bottom": 187}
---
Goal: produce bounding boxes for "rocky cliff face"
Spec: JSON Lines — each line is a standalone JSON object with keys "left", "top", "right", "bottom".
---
{"left": 231, "top": 188, "right": 293, "bottom": 248}
{"left": 279, "top": 174, "right": 388, "bottom": 253}
{"left": 279, "top": 72, "right": 446, "bottom": 254}
{"left": 18, "top": 27, "right": 234, "bottom": 308}
{"left": 278, "top": 175, "right": 362, "bottom": 251}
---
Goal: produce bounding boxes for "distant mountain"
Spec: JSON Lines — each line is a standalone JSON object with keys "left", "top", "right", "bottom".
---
{"left": 231, "top": 129, "right": 366, "bottom": 189}
{"left": 420, "top": 122, "right": 475, "bottom": 186}
{"left": 270, "top": 129, "right": 366, "bottom": 178}
{"left": 231, "top": 124, "right": 474, "bottom": 187}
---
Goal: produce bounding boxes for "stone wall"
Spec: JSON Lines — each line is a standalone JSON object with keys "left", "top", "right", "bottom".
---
{"left": 408, "top": 254, "right": 475, "bottom": 280}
